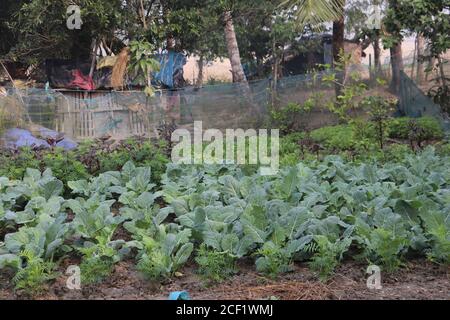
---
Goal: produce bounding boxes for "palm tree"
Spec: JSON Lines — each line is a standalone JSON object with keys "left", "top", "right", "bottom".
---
{"left": 285, "top": 0, "right": 345, "bottom": 28}
{"left": 332, "top": 1, "right": 346, "bottom": 67}
{"left": 224, "top": 0, "right": 345, "bottom": 83}
{"left": 283, "top": 0, "right": 345, "bottom": 96}
{"left": 223, "top": 11, "right": 247, "bottom": 83}
{"left": 282, "top": 0, "right": 346, "bottom": 61}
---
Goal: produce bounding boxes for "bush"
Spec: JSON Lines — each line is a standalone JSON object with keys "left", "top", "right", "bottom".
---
{"left": 270, "top": 102, "right": 313, "bottom": 134}
{"left": 310, "top": 125, "right": 356, "bottom": 150}
{"left": 0, "top": 138, "right": 170, "bottom": 189}
{"left": 0, "top": 147, "right": 89, "bottom": 189}
{"left": 382, "top": 144, "right": 412, "bottom": 162}
{"left": 436, "top": 142, "right": 450, "bottom": 156}
{"left": 82, "top": 138, "right": 169, "bottom": 183}
{"left": 387, "top": 117, "right": 444, "bottom": 141}
{"left": 42, "top": 149, "right": 90, "bottom": 187}
{"left": 0, "top": 147, "right": 41, "bottom": 180}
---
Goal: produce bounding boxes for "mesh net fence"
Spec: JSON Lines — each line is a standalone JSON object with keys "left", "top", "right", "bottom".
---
{"left": 399, "top": 69, "right": 450, "bottom": 132}
{"left": 0, "top": 66, "right": 448, "bottom": 143}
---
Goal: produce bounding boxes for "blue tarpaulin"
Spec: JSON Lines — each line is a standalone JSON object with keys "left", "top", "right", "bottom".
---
{"left": 2, "top": 128, "right": 78, "bottom": 150}
{"left": 168, "top": 291, "right": 191, "bottom": 300}
{"left": 154, "top": 51, "right": 187, "bottom": 89}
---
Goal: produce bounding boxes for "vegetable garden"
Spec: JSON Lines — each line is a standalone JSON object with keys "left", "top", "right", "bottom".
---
{"left": 1, "top": 0, "right": 449, "bottom": 302}
{"left": 0, "top": 126, "right": 449, "bottom": 299}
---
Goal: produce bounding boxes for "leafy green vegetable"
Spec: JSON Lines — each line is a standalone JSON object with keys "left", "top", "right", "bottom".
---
{"left": 195, "top": 244, "right": 237, "bottom": 283}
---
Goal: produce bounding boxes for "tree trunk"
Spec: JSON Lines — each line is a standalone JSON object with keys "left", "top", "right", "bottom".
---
{"left": 388, "top": 0, "right": 404, "bottom": 94}
{"left": 438, "top": 55, "right": 447, "bottom": 87}
{"left": 426, "top": 57, "right": 436, "bottom": 81}
{"left": 89, "top": 39, "right": 97, "bottom": 79}
{"left": 332, "top": 20, "right": 345, "bottom": 67}
{"left": 196, "top": 55, "right": 204, "bottom": 87}
{"left": 373, "top": 34, "right": 382, "bottom": 75}
{"left": 390, "top": 44, "right": 404, "bottom": 93}
{"left": 139, "top": 0, "right": 147, "bottom": 30}
{"left": 416, "top": 34, "right": 425, "bottom": 84}
{"left": 223, "top": 11, "right": 247, "bottom": 83}
{"left": 332, "top": 0, "right": 345, "bottom": 97}
{"left": 411, "top": 36, "right": 417, "bottom": 78}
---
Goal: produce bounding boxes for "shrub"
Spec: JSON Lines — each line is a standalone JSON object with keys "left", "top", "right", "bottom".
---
{"left": 383, "top": 144, "right": 412, "bottom": 162}
{"left": 270, "top": 101, "right": 313, "bottom": 135}
{"left": 0, "top": 147, "right": 90, "bottom": 192}
{"left": 0, "top": 137, "right": 170, "bottom": 188}
{"left": 42, "top": 149, "right": 90, "bottom": 187}
{"left": 387, "top": 117, "right": 444, "bottom": 141}
{"left": 436, "top": 142, "right": 450, "bottom": 156}
{"left": 82, "top": 138, "right": 169, "bottom": 183}
{"left": 310, "top": 125, "right": 356, "bottom": 150}
{"left": 0, "top": 147, "right": 41, "bottom": 180}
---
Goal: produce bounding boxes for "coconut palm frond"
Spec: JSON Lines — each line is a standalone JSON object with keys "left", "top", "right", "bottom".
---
{"left": 281, "top": 0, "right": 344, "bottom": 29}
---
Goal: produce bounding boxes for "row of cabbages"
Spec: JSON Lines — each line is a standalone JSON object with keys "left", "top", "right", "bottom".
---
{"left": 0, "top": 148, "right": 449, "bottom": 293}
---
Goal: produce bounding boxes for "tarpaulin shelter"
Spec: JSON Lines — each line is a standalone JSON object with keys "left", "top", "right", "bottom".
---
{"left": 45, "top": 51, "right": 187, "bottom": 91}
{"left": 153, "top": 51, "right": 187, "bottom": 89}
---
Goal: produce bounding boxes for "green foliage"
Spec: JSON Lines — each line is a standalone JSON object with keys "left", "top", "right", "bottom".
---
{"left": 362, "top": 96, "right": 397, "bottom": 149}
{"left": 0, "top": 147, "right": 41, "bottom": 181}
{"left": 1, "top": 197, "right": 69, "bottom": 294}
{"left": 282, "top": 0, "right": 345, "bottom": 31}
{"left": 78, "top": 254, "right": 114, "bottom": 285}
{"left": 83, "top": 138, "right": 169, "bottom": 183}
{"left": 270, "top": 101, "right": 313, "bottom": 135}
{"left": 383, "top": 144, "right": 412, "bottom": 162}
{"left": 308, "top": 236, "right": 352, "bottom": 281}
{"left": 4, "top": 0, "right": 129, "bottom": 64}
{"left": 136, "top": 227, "right": 193, "bottom": 281}
{"left": 162, "top": 147, "right": 450, "bottom": 277}
{"left": 355, "top": 208, "right": 410, "bottom": 272}
{"left": 304, "top": 116, "right": 445, "bottom": 161}
{"left": 77, "top": 233, "right": 129, "bottom": 285}
{"left": 0, "top": 138, "right": 169, "bottom": 193}
{"left": 0, "top": 148, "right": 89, "bottom": 191}
{"left": 310, "top": 125, "right": 356, "bottom": 151}
{"left": 385, "top": 0, "right": 449, "bottom": 58}
{"left": 42, "top": 150, "right": 90, "bottom": 189}
{"left": 321, "top": 53, "right": 368, "bottom": 122}
{"left": 195, "top": 244, "right": 237, "bottom": 283}
{"left": 255, "top": 242, "right": 292, "bottom": 278}
{"left": 12, "top": 249, "right": 57, "bottom": 295}
{"left": 309, "top": 122, "right": 377, "bottom": 156}
{"left": 129, "top": 40, "right": 160, "bottom": 96}
{"left": 387, "top": 117, "right": 445, "bottom": 141}
{"left": 436, "top": 142, "right": 450, "bottom": 157}
{"left": 419, "top": 208, "right": 450, "bottom": 265}
{"left": 2, "top": 145, "right": 450, "bottom": 291}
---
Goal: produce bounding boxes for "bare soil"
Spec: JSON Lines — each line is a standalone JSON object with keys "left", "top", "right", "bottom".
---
{"left": 0, "top": 259, "right": 448, "bottom": 300}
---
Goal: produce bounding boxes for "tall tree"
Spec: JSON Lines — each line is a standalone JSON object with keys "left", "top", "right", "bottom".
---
{"left": 223, "top": 11, "right": 247, "bottom": 83}
{"left": 384, "top": 0, "right": 404, "bottom": 93}
{"left": 283, "top": 1, "right": 345, "bottom": 61}
{"left": 416, "top": 34, "right": 425, "bottom": 84}
{"left": 373, "top": 30, "right": 382, "bottom": 75}
{"left": 332, "top": 1, "right": 345, "bottom": 67}
{"left": 384, "top": 0, "right": 449, "bottom": 112}
{"left": 332, "top": 0, "right": 345, "bottom": 97}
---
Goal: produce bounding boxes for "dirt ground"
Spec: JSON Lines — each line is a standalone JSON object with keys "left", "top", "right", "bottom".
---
{"left": 0, "top": 259, "right": 448, "bottom": 300}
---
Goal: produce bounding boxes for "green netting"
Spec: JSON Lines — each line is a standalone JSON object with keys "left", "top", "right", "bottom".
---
{"left": 0, "top": 73, "right": 340, "bottom": 141}
{"left": 1, "top": 69, "right": 448, "bottom": 142}
{"left": 399, "top": 71, "right": 450, "bottom": 131}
